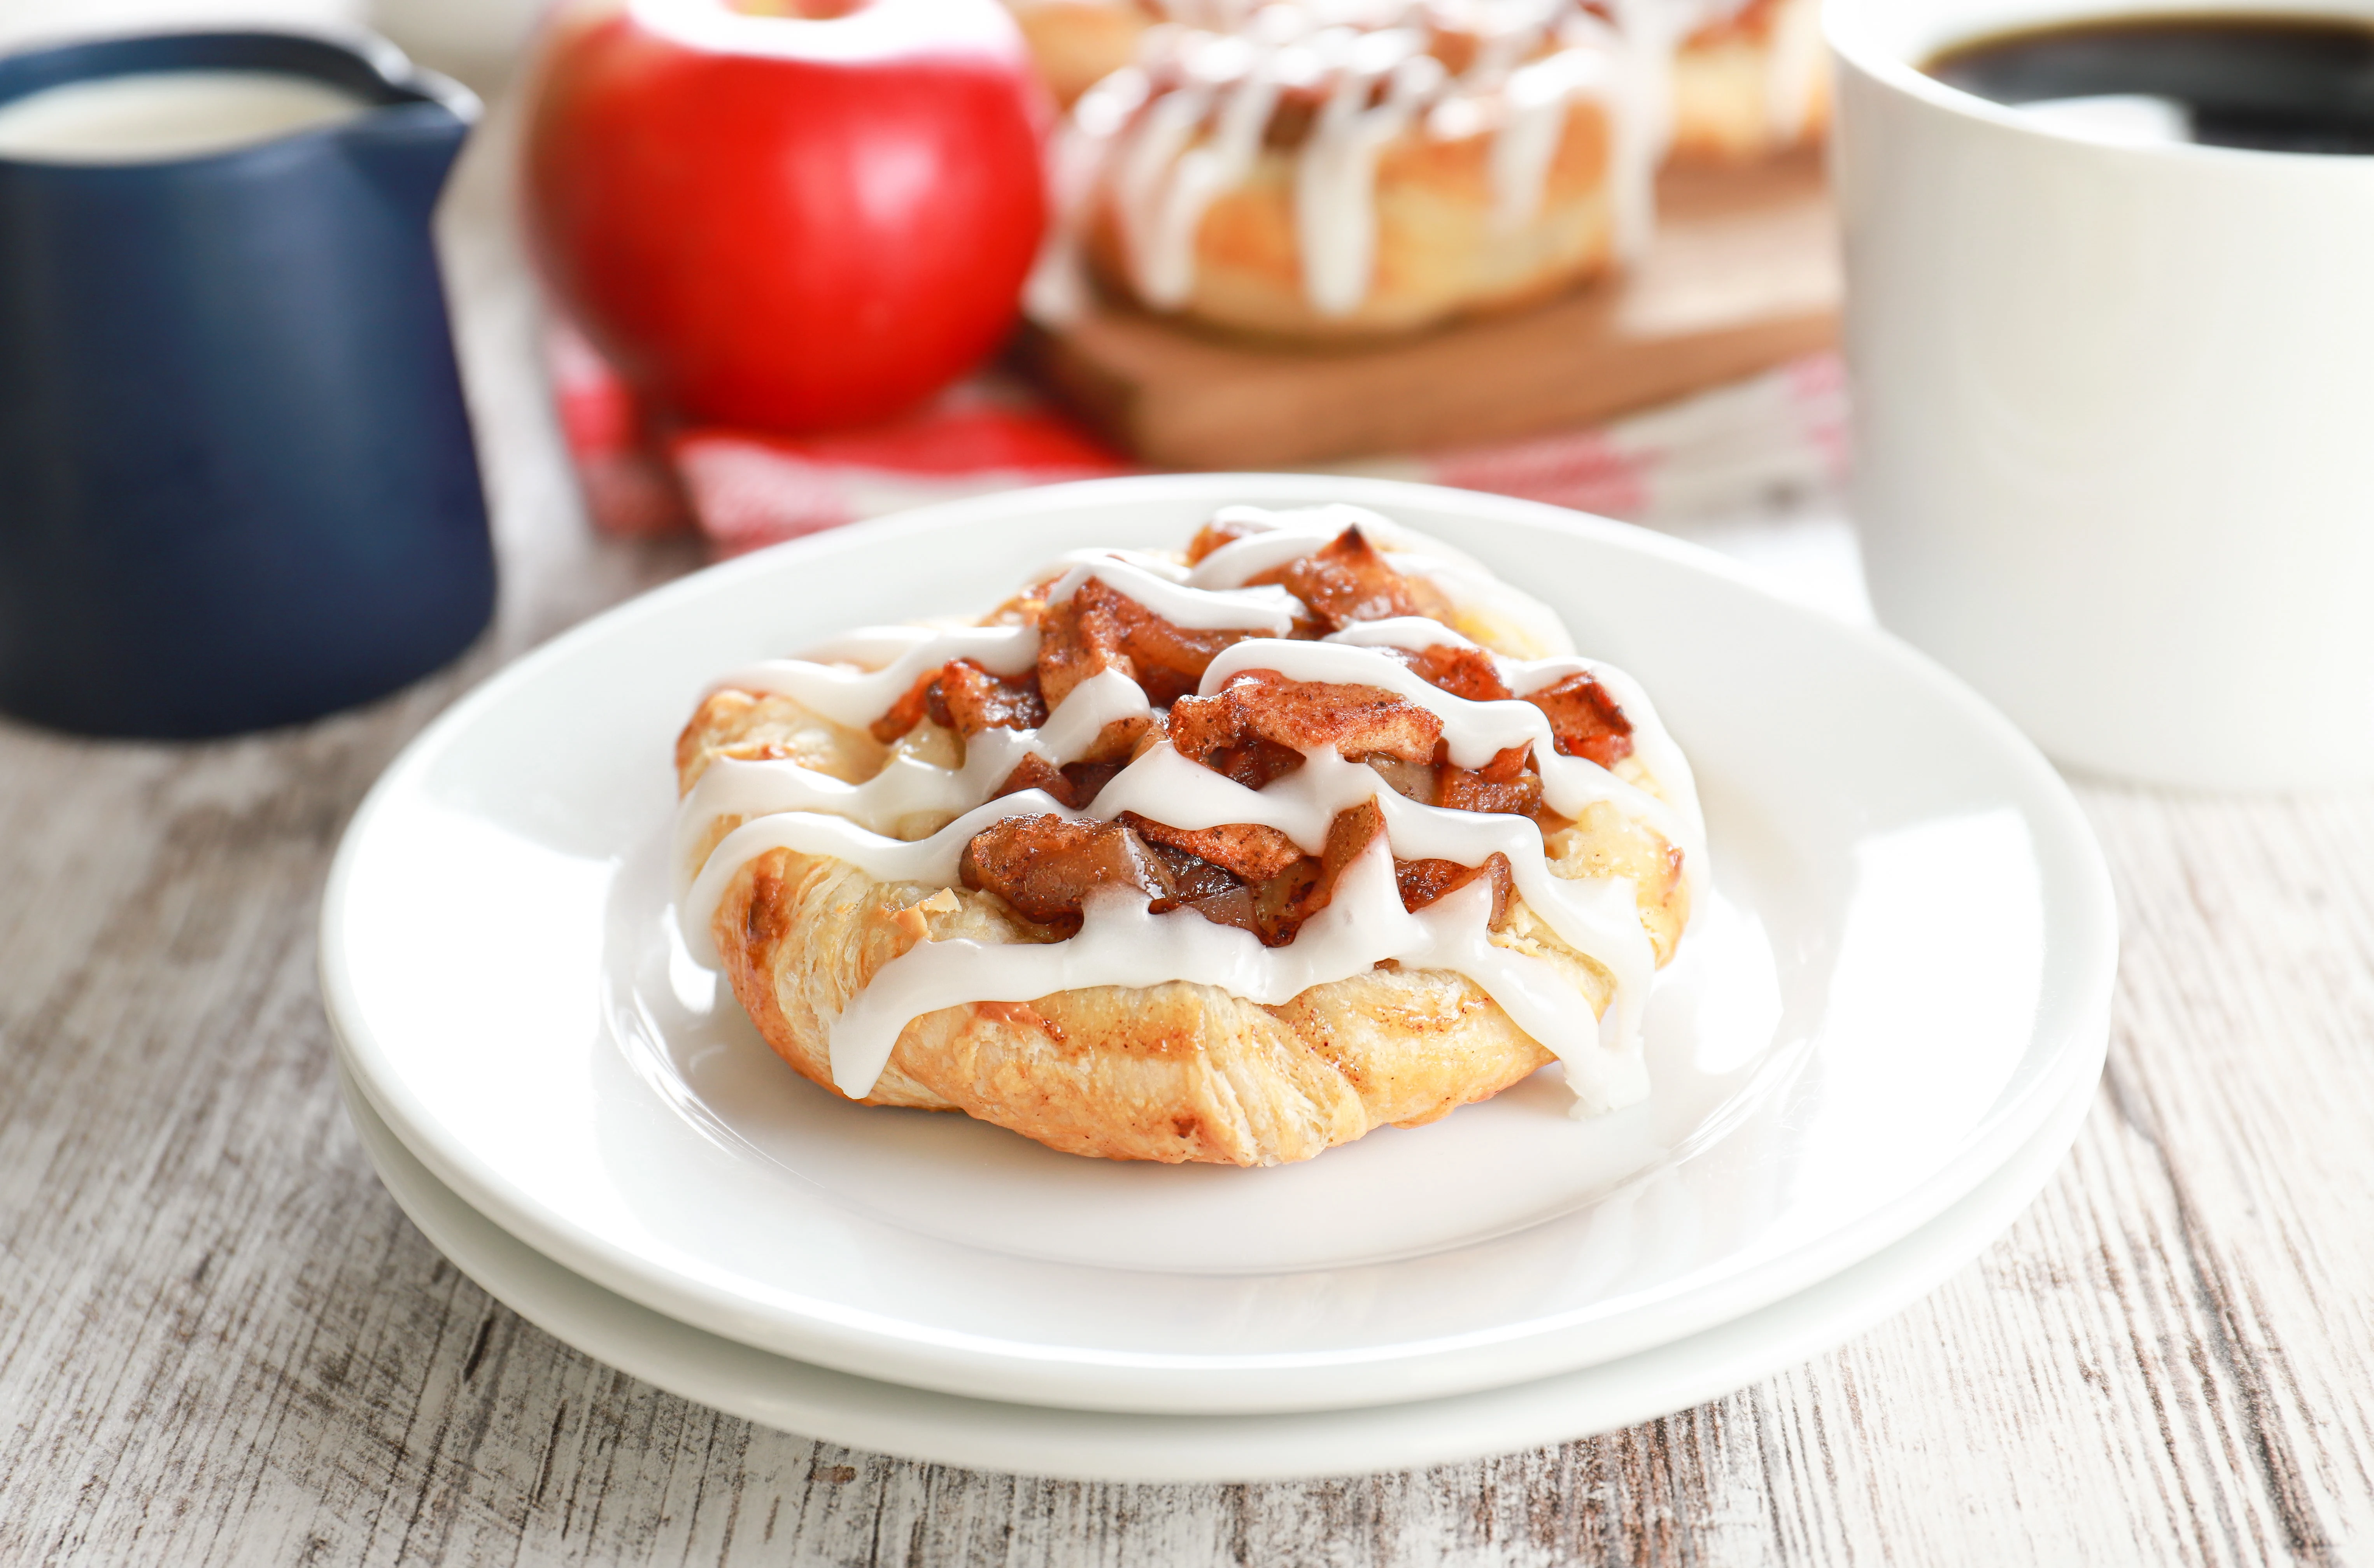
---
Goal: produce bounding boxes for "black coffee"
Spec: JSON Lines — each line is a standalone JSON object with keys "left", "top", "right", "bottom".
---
{"left": 1926, "top": 13, "right": 2374, "bottom": 154}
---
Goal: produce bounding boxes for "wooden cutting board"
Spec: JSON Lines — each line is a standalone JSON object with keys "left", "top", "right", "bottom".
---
{"left": 1016, "top": 150, "right": 1840, "bottom": 468}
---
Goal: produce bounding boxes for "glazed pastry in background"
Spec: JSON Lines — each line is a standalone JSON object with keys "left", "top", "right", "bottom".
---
{"left": 1666, "top": 0, "right": 1827, "bottom": 163}
{"left": 1034, "top": 0, "right": 1651, "bottom": 340}
{"left": 674, "top": 503, "right": 1704, "bottom": 1167}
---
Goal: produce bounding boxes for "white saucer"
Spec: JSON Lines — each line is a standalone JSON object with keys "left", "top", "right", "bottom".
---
{"left": 322, "top": 474, "right": 2117, "bottom": 1416}
{"left": 342, "top": 1061, "right": 2099, "bottom": 1482}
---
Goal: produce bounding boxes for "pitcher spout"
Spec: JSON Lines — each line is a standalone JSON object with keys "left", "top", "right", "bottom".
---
{"left": 336, "top": 86, "right": 477, "bottom": 220}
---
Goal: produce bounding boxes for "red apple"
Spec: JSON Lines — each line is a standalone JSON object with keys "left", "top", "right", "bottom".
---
{"left": 524, "top": 0, "right": 1049, "bottom": 433}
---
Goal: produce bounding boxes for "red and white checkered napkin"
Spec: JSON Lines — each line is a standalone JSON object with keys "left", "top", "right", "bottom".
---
{"left": 548, "top": 321, "right": 1849, "bottom": 553}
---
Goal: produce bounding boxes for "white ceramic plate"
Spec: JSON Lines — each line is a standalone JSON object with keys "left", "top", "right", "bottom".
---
{"left": 321, "top": 474, "right": 2116, "bottom": 1417}
{"left": 342, "top": 1060, "right": 2101, "bottom": 1482}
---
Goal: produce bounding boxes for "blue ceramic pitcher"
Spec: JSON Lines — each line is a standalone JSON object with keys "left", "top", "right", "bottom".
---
{"left": 0, "top": 31, "right": 494, "bottom": 738}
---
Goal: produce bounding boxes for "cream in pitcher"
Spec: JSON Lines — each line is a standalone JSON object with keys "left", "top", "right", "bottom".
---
{"left": 0, "top": 69, "right": 371, "bottom": 162}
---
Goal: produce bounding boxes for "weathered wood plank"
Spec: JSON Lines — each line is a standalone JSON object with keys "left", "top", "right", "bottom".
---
{"left": 7, "top": 53, "right": 2374, "bottom": 1568}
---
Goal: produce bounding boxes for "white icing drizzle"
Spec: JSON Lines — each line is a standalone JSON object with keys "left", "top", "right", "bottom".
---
{"left": 1044, "top": 548, "right": 1302, "bottom": 632}
{"left": 673, "top": 505, "right": 1704, "bottom": 1116}
{"left": 676, "top": 666, "right": 1151, "bottom": 855}
{"left": 682, "top": 788, "right": 1081, "bottom": 967}
{"left": 1321, "top": 613, "right": 1484, "bottom": 651}
{"left": 710, "top": 624, "right": 1038, "bottom": 730}
{"left": 1594, "top": 0, "right": 1676, "bottom": 262}
{"left": 1025, "top": 67, "right": 1150, "bottom": 324}
{"left": 1489, "top": 47, "right": 1596, "bottom": 233}
{"left": 1111, "top": 64, "right": 1219, "bottom": 308}
{"left": 1294, "top": 32, "right": 1444, "bottom": 316}
{"left": 1120, "top": 33, "right": 1282, "bottom": 309}
{"left": 1188, "top": 502, "right": 1579, "bottom": 658}
{"left": 1188, "top": 503, "right": 1393, "bottom": 586}
{"left": 1467, "top": 0, "right": 1556, "bottom": 78}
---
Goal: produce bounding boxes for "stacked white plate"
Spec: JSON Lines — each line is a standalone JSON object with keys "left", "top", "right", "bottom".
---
{"left": 322, "top": 475, "right": 2117, "bottom": 1482}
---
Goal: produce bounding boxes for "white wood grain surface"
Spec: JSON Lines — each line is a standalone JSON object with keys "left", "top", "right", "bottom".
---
{"left": 5, "top": 73, "right": 2374, "bottom": 1568}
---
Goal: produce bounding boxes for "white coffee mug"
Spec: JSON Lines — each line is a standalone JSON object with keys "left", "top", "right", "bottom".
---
{"left": 1828, "top": 0, "right": 2374, "bottom": 790}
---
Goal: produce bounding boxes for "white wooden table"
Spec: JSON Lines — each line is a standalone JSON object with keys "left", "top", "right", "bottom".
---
{"left": 5, "top": 79, "right": 2374, "bottom": 1568}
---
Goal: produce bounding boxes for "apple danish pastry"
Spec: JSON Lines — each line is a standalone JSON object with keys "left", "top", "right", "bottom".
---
{"left": 675, "top": 503, "right": 1703, "bottom": 1165}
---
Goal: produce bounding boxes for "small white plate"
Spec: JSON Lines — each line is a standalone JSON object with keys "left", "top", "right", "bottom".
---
{"left": 342, "top": 1061, "right": 2101, "bottom": 1482}
{"left": 322, "top": 474, "right": 2116, "bottom": 1416}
